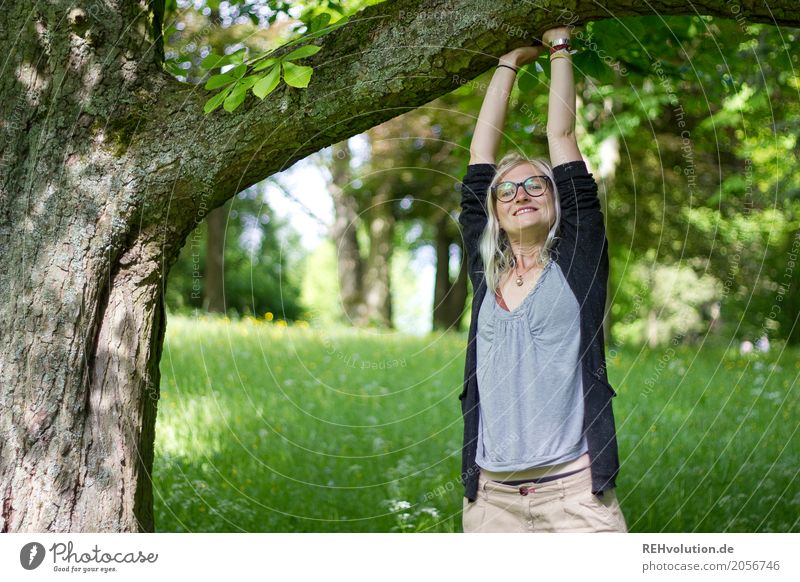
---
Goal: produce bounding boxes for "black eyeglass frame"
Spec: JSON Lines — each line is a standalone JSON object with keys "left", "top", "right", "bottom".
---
{"left": 490, "top": 175, "right": 553, "bottom": 203}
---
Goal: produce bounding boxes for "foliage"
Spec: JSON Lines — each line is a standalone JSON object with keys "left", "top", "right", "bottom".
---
{"left": 611, "top": 251, "right": 722, "bottom": 345}
{"left": 166, "top": 191, "right": 305, "bottom": 319}
{"left": 160, "top": 0, "right": 368, "bottom": 112}
{"left": 298, "top": 238, "right": 343, "bottom": 325}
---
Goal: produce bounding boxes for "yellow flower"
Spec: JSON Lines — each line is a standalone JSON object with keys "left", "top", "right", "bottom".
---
{"left": 265, "top": 312, "right": 274, "bottom": 321}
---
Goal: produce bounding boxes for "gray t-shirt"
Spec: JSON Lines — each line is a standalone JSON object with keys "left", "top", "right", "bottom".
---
{"left": 475, "top": 258, "right": 589, "bottom": 471}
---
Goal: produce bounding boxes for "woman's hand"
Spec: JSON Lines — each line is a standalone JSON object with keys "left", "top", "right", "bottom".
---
{"left": 498, "top": 45, "right": 544, "bottom": 69}
{"left": 542, "top": 26, "right": 571, "bottom": 48}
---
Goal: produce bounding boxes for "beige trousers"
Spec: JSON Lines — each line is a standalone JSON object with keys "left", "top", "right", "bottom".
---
{"left": 462, "top": 465, "right": 628, "bottom": 533}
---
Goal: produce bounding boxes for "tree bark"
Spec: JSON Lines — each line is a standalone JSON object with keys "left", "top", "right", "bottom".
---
{"left": 433, "top": 216, "right": 468, "bottom": 331}
{"left": 362, "top": 183, "right": 395, "bottom": 328}
{"left": 204, "top": 204, "right": 227, "bottom": 313}
{"left": 2, "top": 0, "right": 798, "bottom": 533}
{"left": 328, "top": 140, "right": 367, "bottom": 324}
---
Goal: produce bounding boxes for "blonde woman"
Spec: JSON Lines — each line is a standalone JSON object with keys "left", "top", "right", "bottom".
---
{"left": 458, "top": 26, "right": 628, "bottom": 533}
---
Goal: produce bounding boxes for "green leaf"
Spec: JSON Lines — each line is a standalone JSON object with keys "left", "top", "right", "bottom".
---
{"left": 202, "top": 52, "right": 233, "bottom": 69}
{"left": 517, "top": 62, "right": 541, "bottom": 93}
{"left": 228, "top": 48, "right": 246, "bottom": 63}
{"left": 538, "top": 55, "right": 551, "bottom": 81}
{"left": 223, "top": 82, "right": 249, "bottom": 112}
{"left": 283, "top": 44, "right": 322, "bottom": 62}
{"left": 219, "top": 76, "right": 257, "bottom": 114}
{"left": 228, "top": 63, "right": 247, "bottom": 80}
{"left": 297, "top": 13, "right": 349, "bottom": 43}
{"left": 573, "top": 50, "right": 615, "bottom": 85}
{"left": 308, "top": 13, "right": 331, "bottom": 33}
{"left": 282, "top": 61, "right": 313, "bottom": 88}
{"left": 204, "top": 85, "right": 234, "bottom": 114}
{"left": 252, "top": 65, "right": 282, "bottom": 99}
{"left": 239, "top": 76, "right": 258, "bottom": 90}
{"left": 252, "top": 57, "right": 278, "bottom": 72}
{"left": 202, "top": 48, "right": 246, "bottom": 70}
{"left": 205, "top": 73, "right": 235, "bottom": 90}
{"left": 165, "top": 61, "right": 185, "bottom": 77}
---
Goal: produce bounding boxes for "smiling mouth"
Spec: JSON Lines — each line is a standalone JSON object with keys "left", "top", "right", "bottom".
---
{"left": 513, "top": 207, "right": 538, "bottom": 216}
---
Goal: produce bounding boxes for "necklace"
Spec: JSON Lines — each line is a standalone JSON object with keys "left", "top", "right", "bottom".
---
{"left": 513, "top": 255, "right": 546, "bottom": 286}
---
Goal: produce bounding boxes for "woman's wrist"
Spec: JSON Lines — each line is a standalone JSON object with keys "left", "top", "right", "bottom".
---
{"left": 496, "top": 63, "right": 519, "bottom": 74}
{"left": 497, "top": 56, "right": 519, "bottom": 72}
{"left": 542, "top": 27, "right": 571, "bottom": 47}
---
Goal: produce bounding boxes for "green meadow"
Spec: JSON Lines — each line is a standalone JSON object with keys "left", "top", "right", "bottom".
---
{"left": 153, "top": 314, "right": 800, "bottom": 532}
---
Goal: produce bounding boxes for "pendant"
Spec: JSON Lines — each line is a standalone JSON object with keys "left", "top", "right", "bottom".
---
{"left": 516, "top": 275, "right": 524, "bottom": 286}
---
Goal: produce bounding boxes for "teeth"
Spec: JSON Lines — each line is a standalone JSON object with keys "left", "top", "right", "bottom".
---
{"left": 515, "top": 208, "right": 536, "bottom": 215}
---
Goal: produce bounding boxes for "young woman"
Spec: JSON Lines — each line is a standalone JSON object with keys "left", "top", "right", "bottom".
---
{"left": 458, "top": 27, "right": 628, "bottom": 533}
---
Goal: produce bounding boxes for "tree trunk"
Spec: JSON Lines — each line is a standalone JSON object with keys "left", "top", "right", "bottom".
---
{"left": 433, "top": 216, "right": 468, "bottom": 331}
{"left": 362, "top": 183, "right": 395, "bottom": 328}
{"left": 1, "top": 229, "right": 173, "bottom": 531}
{"left": 0, "top": 0, "right": 181, "bottom": 534}
{"left": 204, "top": 204, "right": 226, "bottom": 313}
{"left": 328, "top": 140, "right": 368, "bottom": 324}
{"left": 2, "top": 0, "right": 797, "bottom": 533}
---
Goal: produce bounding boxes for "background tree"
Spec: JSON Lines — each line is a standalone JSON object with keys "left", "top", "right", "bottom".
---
{"left": 165, "top": 184, "right": 305, "bottom": 319}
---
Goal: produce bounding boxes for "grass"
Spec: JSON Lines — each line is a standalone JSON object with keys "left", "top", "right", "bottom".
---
{"left": 153, "top": 313, "right": 800, "bottom": 532}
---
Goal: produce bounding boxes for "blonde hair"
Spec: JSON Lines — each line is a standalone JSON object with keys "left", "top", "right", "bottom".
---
{"left": 479, "top": 151, "right": 561, "bottom": 294}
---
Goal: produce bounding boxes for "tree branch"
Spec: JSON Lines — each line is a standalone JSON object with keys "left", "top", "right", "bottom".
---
{"left": 128, "top": 0, "right": 799, "bottom": 238}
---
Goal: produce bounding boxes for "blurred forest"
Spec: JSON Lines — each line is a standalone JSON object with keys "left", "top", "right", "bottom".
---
{"left": 163, "top": 0, "right": 800, "bottom": 347}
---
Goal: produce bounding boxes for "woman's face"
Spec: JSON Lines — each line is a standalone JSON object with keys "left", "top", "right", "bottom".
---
{"left": 494, "top": 163, "right": 556, "bottom": 238}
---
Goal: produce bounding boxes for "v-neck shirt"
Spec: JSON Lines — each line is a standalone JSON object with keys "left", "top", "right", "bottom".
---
{"left": 474, "top": 258, "right": 589, "bottom": 471}
{"left": 494, "top": 264, "right": 545, "bottom": 313}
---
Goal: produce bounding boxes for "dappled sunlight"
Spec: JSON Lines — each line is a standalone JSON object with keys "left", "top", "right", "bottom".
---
{"left": 155, "top": 394, "right": 231, "bottom": 459}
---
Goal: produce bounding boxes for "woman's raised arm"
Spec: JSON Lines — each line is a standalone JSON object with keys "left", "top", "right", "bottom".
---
{"left": 543, "top": 27, "right": 582, "bottom": 167}
{"left": 469, "top": 46, "right": 543, "bottom": 165}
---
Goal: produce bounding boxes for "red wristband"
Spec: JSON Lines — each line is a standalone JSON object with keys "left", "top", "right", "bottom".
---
{"left": 549, "top": 43, "right": 570, "bottom": 54}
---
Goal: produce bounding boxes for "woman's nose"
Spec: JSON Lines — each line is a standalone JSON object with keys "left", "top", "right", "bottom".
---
{"left": 513, "top": 184, "right": 531, "bottom": 200}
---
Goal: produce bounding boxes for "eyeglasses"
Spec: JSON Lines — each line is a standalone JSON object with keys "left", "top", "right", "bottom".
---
{"left": 491, "top": 175, "right": 552, "bottom": 202}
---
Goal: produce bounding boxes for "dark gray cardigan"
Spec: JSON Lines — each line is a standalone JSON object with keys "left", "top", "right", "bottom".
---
{"left": 458, "top": 160, "right": 621, "bottom": 502}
